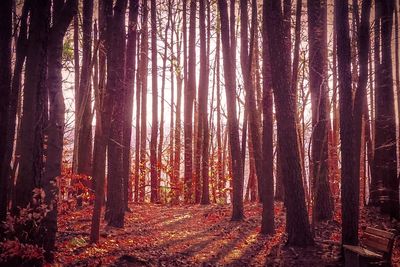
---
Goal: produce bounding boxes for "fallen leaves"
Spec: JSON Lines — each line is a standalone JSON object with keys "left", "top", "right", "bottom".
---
{"left": 54, "top": 202, "right": 400, "bottom": 266}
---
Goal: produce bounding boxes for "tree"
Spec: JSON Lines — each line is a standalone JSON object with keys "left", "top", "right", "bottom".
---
{"left": 261, "top": 0, "right": 275, "bottom": 235}
{"left": 134, "top": 33, "right": 141, "bottom": 203}
{"left": 218, "top": 0, "right": 244, "bottom": 221}
{"left": 372, "top": 0, "right": 398, "bottom": 218}
{"left": 14, "top": 0, "right": 50, "bottom": 210}
{"left": 199, "top": 0, "right": 210, "bottom": 205}
{"left": 139, "top": 0, "right": 149, "bottom": 203}
{"left": 307, "top": 0, "right": 333, "bottom": 221}
{"left": 215, "top": 18, "right": 225, "bottom": 203}
{"left": 264, "top": 0, "right": 313, "bottom": 245}
{"left": 105, "top": 0, "right": 128, "bottom": 227}
{"left": 150, "top": 0, "right": 159, "bottom": 203}
{"left": 76, "top": 0, "right": 94, "bottom": 178}
{"left": 123, "top": 0, "right": 139, "bottom": 209}
{"left": 0, "top": 0, "right": 12, "bottom": 222}
{"left": 173, "top": 4, "right": 183, "bottom": 204}
{"left": 335, "top": 0, "right": 358, "bottom": 245}
{"left": 42, "top": 0, "right": 77, "bottom": 260}
{"left": 184, "top": 0, "right": 196, "bottom": 203}
{"left": 90, "top": 0, "right": 109, "bottom": 243}
{"left": 353, "top": 0, "right": 371, "bottom": 208}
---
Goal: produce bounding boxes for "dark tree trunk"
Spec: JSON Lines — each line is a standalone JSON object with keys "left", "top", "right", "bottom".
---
{"left": 216, "top": 22, "right": 225, "bottom": 204}
{"left": 76, "top": 0, "right": 94, "bottom": 176}
{"left": 199, "top": 0, "right": 210, "bottom": 205}
{"left": 123, "top": 0, "right": 139, "bottom": 209}
{"left": 139, "top": 0, "right": 148, "bottom": 203}
{"left": 72, "top": 14, "right": 79, "bottom": 173}
{"left": 307, "top": 0, "right": 333, "bottom": 222}
{"left": 134, "top": 33, "right": 141, "bottom": 203}
{"left": 0, "top": 0, "right": 12, "bottom": 222}
{"left": 173, "top": 7, "right": 183, "bottom": 204}
{"left": 90, "top": 0, "right": 109, "bottom": 243}
{"left": 264, "top": 0, "right": 313, "bottom": 246}
{"left": 42, "top": 0, "right": 77, "bottom": 260}
{"left": 150, "top": 0, "right": 159, "bottom": 203}
{"left": 261, "top": 0, "right": 275, "bottom": 235}
{"left": 184, "top": 0, "right": 196, "bottom": 203}
{"left": 372, "top": 0, "right": 398, "bottom": 218}
{"left": 160, "top": 0, "right": 172, "bottom": 204}
{"left": 335, "top": 0, "right": 358, "bottom": 245}
{"left": 2, "top": 0, "right": 30, "bottom": 221}
{"left": 239, "top": 0, "right": 265, "bottom": 206}
{"left": 105, "top": 0, "right": 128, "bottom": 227}
{"left": 218, "top": 0, "right": 244, "bottom": 221}
{"left": 14, "top": 0, "right": 50, "bottom": 210}
{"left": 353, "top": 0, "right": 372, "bottom": 209}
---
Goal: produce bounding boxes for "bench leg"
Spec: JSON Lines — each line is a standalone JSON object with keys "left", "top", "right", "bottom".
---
{"left": 345, "top": 250, "right": 360, "bottom": 267}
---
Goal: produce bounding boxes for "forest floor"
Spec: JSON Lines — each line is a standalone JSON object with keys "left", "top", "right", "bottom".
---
{"left": 55, "top": 202, "right": 400, "bottom": 266}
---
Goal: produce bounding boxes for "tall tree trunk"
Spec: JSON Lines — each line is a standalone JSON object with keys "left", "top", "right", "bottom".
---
{"left": 0, "top": 0, "right": 12, "bottom": 222}
{"left": 261, "top": 0, "right": 275, "bottom": 235}
{"left": 105, "top": 0, "right": 128, "bottom": 227}
{"left": 72, "top": 14, "right": 80, "bottom": 174}
{"left": 264, "top": 0, "right": 313, "bottom": 246}
{"left": 199, "top": 0, "right": 210, "bottom": 205}
{"left": 184, "top": 0, "right": 196, "bottom": 203}
{"left": 43, "top": 0, "right": 77, "bottom": 260}
{"left": 76, "top": 0, "right": 94, "bottom": 177}
{"left": 1, "top": 0, "right": 30, "bottom": 220}
{"left": 335, "top": 0, "right": 358, "bottom": 245}
{"left": 216, "top": 19, "right": 225, "bottom": 204}
{"left": 14, "top": 0, "right": 50, "bottom": 210}
{"left": 160, "top": 0, "right": 172, "bottom": 204}
{"left": 239, "top": 0, "right": 265, "bottom": 207}
{"left": 139, "top": 0, "right": 148, "bottom": 203}
{"left": 353, "top": 0, "right": 372, "bottom": 209}
{"left": 134, "top": 33, "right": 141, "bottom": 203}
{"left": 90, "top": 0, "right": 108, "bottom": 243}
{"left": 150, "top": 0, "right": 159, "bottom": 203}
{"left": 373, "top": 0, "right": 398, "bottom": 218}
{"left": 173, "top": 10, "right": 183, "bottom": 204}
{"left": 307, "top": 0, "right": 333, "bottom": 222}
{"left": 123, "top": 0, "right": 139, "bottom": 208}
{"left": 218, "top": 0, "right": 244, "bottom": 221}
{"left": 370, "top": 0, "right": 381, "bottom": 192}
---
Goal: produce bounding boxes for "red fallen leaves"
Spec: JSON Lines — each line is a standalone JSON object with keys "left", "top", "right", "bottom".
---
{"left": 0, "top": 240, "right": 44, "bottom": 266}
{"left": 54, "top": 201, "right": 399, "bottom": 266}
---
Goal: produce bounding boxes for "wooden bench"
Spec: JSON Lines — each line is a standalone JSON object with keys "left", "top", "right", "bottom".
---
{"left": 344, "top": 227, "right": 397, "bottom": 267}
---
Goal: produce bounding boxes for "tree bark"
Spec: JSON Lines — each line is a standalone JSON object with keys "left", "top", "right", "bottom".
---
{"left": 105, "top": 0, "right": 128, "bottom": 227}
{"left": 123, "top": 0, "right": 139, "bottom": 208}
{"left": 150, "top": 0, "right": 159, "bottom": 203}
{"left": 76, "top": 0, "right": 94, "bottom": 177}
{"left": 184, "top": 0, "right": 196, "bottom": 203}
{"left": 90, "top": 0, "right": 109, "bottom": 243}
{"left": 139, "top": 0, "right": 148, "bottom": 203}
{"left": 372, "top": 0, "right": 398, "bottom": 218}
{"left": 335, "top": 0, "right": 358, "bottom": 245}
{"left": 307, "top": 0, "right": 333, "bottom": 222}
{"left": 261, "top": 0, "right": 275, "bottom": 235}
{"left": 0, "top": 0, "right": 13, "bottom": 222}
{"left": 42, "top": 0, "right": 77, "bottom": 260}
{"left": 218, "top": 0, "right": 244, "bottom": 221}
{"left": 14, "top": 0, "right": 50, "bottom": 210}
{"left": 199, "top": 0, "right": 210, "bottom": 205}
{"left": 264, "top": 0, "right": 313, "bottom": 246}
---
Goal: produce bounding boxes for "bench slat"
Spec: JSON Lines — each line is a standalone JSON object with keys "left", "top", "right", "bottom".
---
{"left": 362, "top": 233, "right": 391, "bottom": 253}
{"left": 343, "top": 245, "right": 383, "bottom": 259}
{"left": 365, "top": 227, "right": 395, "bottom": 240}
